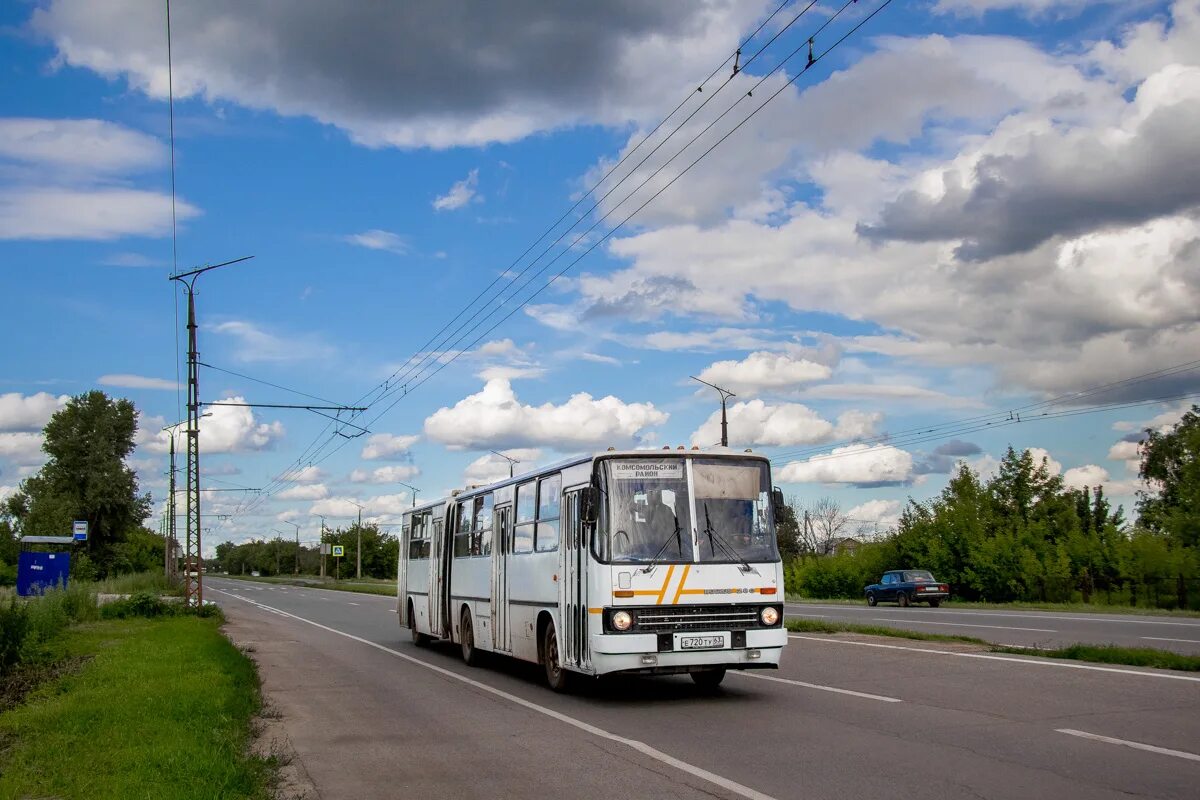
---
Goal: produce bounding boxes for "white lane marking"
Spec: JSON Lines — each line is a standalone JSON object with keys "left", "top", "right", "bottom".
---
{"left": 871, "top": 617, "right": 1055, "bottom": 633}
{"left": 348, "top": 602, "right": 360, "bottom": 606}
{"left": 1141, "top": 636, "right": 1200, "bottom": 644}
{"left": 733, "top": 671, "right": 901, "bottom": 703}
{"left": 787, "top": 635, "right": 1200, "bottom": 683}
{"left": 785, "top": 612, "right": 828, "bottom": 618}
{"left": 786, "top": 604, "right": 1200, "bottom": 628}
{"left": 214, "top": 589, "right": 777, "bottom": 800}
{"left": 1056, "top": 729, "right": 1200, "bottom": 763}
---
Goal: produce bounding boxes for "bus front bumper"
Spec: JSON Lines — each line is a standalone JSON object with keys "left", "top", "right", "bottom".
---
{"left": 589, "top": 628, "right": 786, "bottom": 676}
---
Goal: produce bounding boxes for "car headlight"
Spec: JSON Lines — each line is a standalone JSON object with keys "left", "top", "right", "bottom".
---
{"left": 760, "top": 606, "right": 779, "bottom": 626}
{"left": 612, "top": 610, "right": 633, "bottom": 631}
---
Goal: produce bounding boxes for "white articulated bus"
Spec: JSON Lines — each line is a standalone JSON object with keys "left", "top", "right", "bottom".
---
{"left": 397, "top": 448, "right": 787, "bottom": 690}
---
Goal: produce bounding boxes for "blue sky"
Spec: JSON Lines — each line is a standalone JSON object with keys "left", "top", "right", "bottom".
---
{"left": 2, "top": 1, "right": 1198, "bottom": 553}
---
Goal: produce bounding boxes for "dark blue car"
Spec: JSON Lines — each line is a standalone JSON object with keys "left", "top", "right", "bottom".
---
{"left": 865, "top": 570, "right": 949, "bottom": 607}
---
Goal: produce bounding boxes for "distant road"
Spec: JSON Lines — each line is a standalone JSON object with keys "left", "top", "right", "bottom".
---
{"left": 785, "top": 601, "right": 1200, "bottom": 654}
{"left": 209, "top": 577, "right": 1200, "bottom": 800}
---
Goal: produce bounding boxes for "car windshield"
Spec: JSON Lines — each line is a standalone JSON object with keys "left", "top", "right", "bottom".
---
{"left": 597, "top": 457, "right": 778, "bottom": 564}
{"left": 904, "top": 571, "right": 936, "bottom": 582}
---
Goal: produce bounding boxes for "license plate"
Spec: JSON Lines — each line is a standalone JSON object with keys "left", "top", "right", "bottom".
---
{"left": 680, "top": 635, "right": 726, "bottom": 650}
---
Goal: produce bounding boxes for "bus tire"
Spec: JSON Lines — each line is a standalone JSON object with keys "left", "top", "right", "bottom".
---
{"left": 409, "top": 600, "right": 430, "bottom": 647}
{"left": 542, "top": 621, "right": 573, "bottom": 693}
{"left": 691, "top": 668, "right": 726, "bottom": 690}
{"left": 461, "top": 608, "right": 482, "bottom": 667}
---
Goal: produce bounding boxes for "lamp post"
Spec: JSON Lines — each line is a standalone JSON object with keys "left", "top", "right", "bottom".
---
{"left": 348, "top": 500, "right": 365, "bottom": 580}
{"left": 397, "top": 481, "right": 420, "bottom": 508}
{"left": 283, "top": 520, "right": 301, "bottom": 575}
{"left": 317, "top": 514, "right": 327, "bottom": 578}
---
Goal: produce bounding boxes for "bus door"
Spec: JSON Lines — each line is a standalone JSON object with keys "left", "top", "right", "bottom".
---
{"left": 397, "top": 522, "right": 410, "bottom": 624}
{"left": 491, "top": 504, "right": 512, "bottom": 653}
{"left": 428, "top": 518, "right": 447, "bottom": 638}
{"left": 560, "top": 490, "right": 591, "bottom": 670}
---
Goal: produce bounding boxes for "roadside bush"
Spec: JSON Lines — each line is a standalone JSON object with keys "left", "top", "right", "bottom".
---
{"left": 100, "top": 592, "right": 173, "bottom": 620}
{"left": 0, "top": 598, "right": 29, "bottom": 675}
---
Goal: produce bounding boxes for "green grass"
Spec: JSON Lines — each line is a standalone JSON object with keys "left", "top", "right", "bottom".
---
{"left": 785, "top": 596, "right": 1200, "bottom": 618}
{"left": 992, "top": 643, "right": 1200, "bottom": 672}
{"left": 786, "top": 617, "right": 987, "bottom": 644}
{"left": 225, "top": 573, "right": 397, "bottom": 597}
{"left": 0, "top": 616, "right": 274, "bottom": 800}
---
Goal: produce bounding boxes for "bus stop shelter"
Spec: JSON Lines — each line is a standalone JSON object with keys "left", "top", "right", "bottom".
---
{"left": 16, "top": 535, "right": 74, "bottom": 596}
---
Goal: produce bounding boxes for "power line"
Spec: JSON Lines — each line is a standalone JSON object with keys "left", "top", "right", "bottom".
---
{"left": 354, "top": 0, "right": 804, "bottom": 414}
{"left": 368, "top": 0, "right": 848, "bottom": 412}
{"left": 767, "top": 359, "right": 1200, "bottom": 464}
{"left": 213, "top": 0, "right": 896, "bottom": 531}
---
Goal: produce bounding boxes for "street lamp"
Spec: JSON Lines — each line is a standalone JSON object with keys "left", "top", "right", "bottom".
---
{"left": 397, "top": 481, "right": 420, "bottom": 508}
{"left": 348, "top": 500, "right": 365, "bottom": 580}
{"left": 282, "top": 520, "right": 301, "bottom": 575}
{"left": 316, "top": 514, "right": 327, "bottom": 578}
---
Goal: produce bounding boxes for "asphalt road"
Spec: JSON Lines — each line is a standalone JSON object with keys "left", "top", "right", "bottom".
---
{"left": 208, "top": 577, "right": 1200, "bottom": 800}
{"left": 784, "top": 601, "right": 1200, "bottom": 654}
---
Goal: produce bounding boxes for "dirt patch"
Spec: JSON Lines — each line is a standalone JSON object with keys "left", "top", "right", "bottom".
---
{"left": 0, "top": 655, "right": 92, "bottom": 714}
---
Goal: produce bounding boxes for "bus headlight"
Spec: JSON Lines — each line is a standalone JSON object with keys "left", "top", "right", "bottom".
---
{"left": 612, "top": 610, "right": 633, "bottom": 631}
{"left": 760, "top": 606, "right": 779, "bottom": 626}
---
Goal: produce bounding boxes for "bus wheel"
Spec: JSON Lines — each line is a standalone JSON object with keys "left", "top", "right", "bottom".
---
{"left": 409, "top": 601, "right": 430, "bottom": 647}
{"left": 542, "top": 623, "right": 573, "bottom": 693}
{"left": 461, "top": 609, "right": 481, "bottom": 667}
{"left": 691, "top": 668, "right": 726, "bottom": 690}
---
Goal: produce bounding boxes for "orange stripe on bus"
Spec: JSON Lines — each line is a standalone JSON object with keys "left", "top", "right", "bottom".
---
{"left": 587, "top": 608, "right": 603, "bottom": 614}
{"left": 671, "top": 565, "right": 692, "bottom": 604}
{"left": 656, "top": 565, "right": 676, "bottom": 605}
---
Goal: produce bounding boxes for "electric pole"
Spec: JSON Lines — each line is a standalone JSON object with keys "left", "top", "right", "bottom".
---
{"left": 169, "top": 256, "right": 253, "bottom": 606}
{"left": 691, "top": 376, "right": 737, "bottom": 447}
{"left": 349, "top": 500, "right": 364, "bottom": 580}
{"left": 317, "top": 514, "right": 327, "bottom": 578}
{"left": 284, "top": 520, "right": 300, "bottom": 575}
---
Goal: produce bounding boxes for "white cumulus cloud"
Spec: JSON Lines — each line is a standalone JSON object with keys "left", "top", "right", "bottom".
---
{"left": 433, "top": 169, "right": 480, "bottom": 211}
{"left": 778, "top": 444, "right": 914, "bottom": 487}
{"left": 360, "top": 433, "right": 420, "bottom": 461}
{"left": 349, "top": 465, "right": 420, "bottom": 484}
{"left": 695, "top": 351, "right": 833, "bottom": 397}
{"left": 424, "top": 379, "right": 666, "bottom": 450}
{"left": 277, "top": 483, "right": 330, "bottom": 501}
{"left": 0, "top": 392, "right": 68, "bottom": 432}
{"left": 343, "top": 229, "right": 408, "bottom": 254}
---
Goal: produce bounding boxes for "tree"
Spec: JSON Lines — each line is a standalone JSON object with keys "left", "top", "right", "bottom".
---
{"left": 7, "top": 391, "right": 151, "bottom": 576}
{"left": 1138, "top": 405, "right": 1200, "bottom": 548}
{"left": 806, "top": 497, "right": 849, "bottom": 556}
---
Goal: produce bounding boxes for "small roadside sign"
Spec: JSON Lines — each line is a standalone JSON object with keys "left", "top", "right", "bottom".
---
{"left": 332, "top": 545, "right": 345, "bottom": 557}
{"left": 72, "top": 520, "right": 88, "bottom": 541}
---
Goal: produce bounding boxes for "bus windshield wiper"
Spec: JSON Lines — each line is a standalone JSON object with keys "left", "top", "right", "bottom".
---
{"left": 703, "top": 503, "right": 758, "bottom": 575}
{"left": 640, "top": 514, "right": 682, "bottom": 574}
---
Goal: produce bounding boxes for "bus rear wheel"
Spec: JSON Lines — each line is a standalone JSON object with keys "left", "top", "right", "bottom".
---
{"left": 542, "top": 623, "right": 574, "bottom": 693}
{"left": 691, "top": 668, "right": 726, "bottom": 690}
{"left": 461, "top": 609, "right": 482, "bottom": 666}
{"left": 409, "top": 600, "right": 430, "bottom": 647}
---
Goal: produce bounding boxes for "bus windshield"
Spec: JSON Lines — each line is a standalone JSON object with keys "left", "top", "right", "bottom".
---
{"left": 599, "top": 457, "right": 778, "bottom": 564}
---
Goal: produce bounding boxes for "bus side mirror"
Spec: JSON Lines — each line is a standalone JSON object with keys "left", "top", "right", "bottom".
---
{"left": 581, "top": 485, "right": 600, "bottom": 523}
{"left": 771, "top": 487, "right": 785, "bottom": 516}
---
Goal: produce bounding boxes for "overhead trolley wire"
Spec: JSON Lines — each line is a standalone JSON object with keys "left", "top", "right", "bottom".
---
{"left": 361, "top": 0, "right": 820, "bottom": 411}
{"left": 367, "top": 0, "right": 863, "bottom": 414}
{"left": 217, "top": 0, "right": 895, "bottom": 529}
{"left": 767, "top": 358, "right": 1200, "bottom": 464}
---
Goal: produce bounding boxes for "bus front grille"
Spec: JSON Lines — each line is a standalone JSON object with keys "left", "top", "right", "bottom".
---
{"left": 634, "top": 605, "right": 761, "bottom": 631}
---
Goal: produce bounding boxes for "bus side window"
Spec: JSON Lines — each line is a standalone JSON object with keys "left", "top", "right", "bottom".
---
{"left": 453, "top": 499, "right": 471, "bottom": 558}
{"left": 514, "top": 482, "right": 535, "bottom": 553}
{"left": 536, "top": 473, "right": 561, "bottom": 552}
{"left": 475, "top": 494, "right": 494, "bottom": 556}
